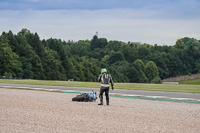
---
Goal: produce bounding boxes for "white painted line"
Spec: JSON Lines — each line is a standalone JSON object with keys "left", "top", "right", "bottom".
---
{"left": 145, "top": 96, "right": 169, "bottom": 99}
{"left": 43, "top": 89, "right": 61, "bottom": 91}
{"left": 30, "top": 88, "right": 44, "bottom": 90}
{"left": 2, "top": 86, "right": 14, "bottom": 88}
{"left": 170, "top": 98, "right": 198, "bottom": 101}
{"left": 61, "top": 90, "right": 85, "bottom": 93}
{"left": 110, "top": 93, "right": 144, "bottom": 97}
{"left": 16, "top": 87, "right": 30, "bottom": 89}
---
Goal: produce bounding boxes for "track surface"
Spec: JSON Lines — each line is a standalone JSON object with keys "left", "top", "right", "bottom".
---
{"left": 0, "top": 83, "right": 200, "bottom": 100}
{"left": 0, "top": 88, "right": 200, "bottom": 133}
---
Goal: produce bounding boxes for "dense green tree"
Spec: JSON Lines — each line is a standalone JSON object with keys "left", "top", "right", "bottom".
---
{"left": 68, "top": 57, "right": 85, "bottom": 81}
{"left": 119, "top": 44, "right": 136, "bottom": 63}
{"left": 109, "top": 64, "right": 129, "bottom": 83}
{"left": 137, "top": 44, "right": 151, "bottom": 59}
{"left": 20, "top": 57, "right": 33, "bottom": 79}
{"left": 6, "top": 31, "right": 18, "bottom": 53}
{"left": 195, "top": 60, "right": 200, "bottom": 73}
{"left": 105, "top": 41, "right": 122, "bottom": 51}
{"left": 132, "top": 59, "right": 148, "bottom": 83}
{"left": 147, "top": 52, "right": 169, "bottom": 79}
{"left": 90, "top": 35, "right": 108, "bottom": 50}
{"left": 145, "top": 61, "right": 159, "bottom": 82}
{"left": 42, "top": 48, "right": 66, "bottom": 80}
{"left": 108, "top": 52, "right": 125, "bottom": 64}
{"left": 133, "top": 59, "right": 145, "bottom": 72}
{"left": 0, "top": 32, "right": 8, "bottom": 43}
{"left": 1, "top": 29, "right": 200, "bottom": 83}
{"left": 175, "top": 39, "right": 185, "bottom": 49}
{"left": 101, "top": 55, "right": 109, "bottom": 64}
{"left": 79, "top": 57, "right": 100, "bottom": 82}
{"left": 26, "top": 32, "right": 45, "bottom": 57}
{"left": 126, "top": 66, "right": 138, "bottom": 83}
{"left": 15, "top": 30, "right": 43, "bottom": 79}
{"left": 90, "top": 35, "right": 98, "bottom": 50}
{"left": 137, "top": 70, "right": 148, "bottom": 83}
{"left": 0, "top": 42, "right": 22, "bottom": 77}
{"left": 70, "top": 40, "right": 89, "bottom": 57}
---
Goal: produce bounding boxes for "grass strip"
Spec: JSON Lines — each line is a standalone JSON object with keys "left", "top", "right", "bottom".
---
{"left": 180, "top": 79, "right": 200, "bottom": 85}
{"left": 0, "top": 79, "right": 200, "bottom": 93}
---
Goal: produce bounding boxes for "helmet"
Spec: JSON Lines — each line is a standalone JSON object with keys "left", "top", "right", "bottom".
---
{"left": 101, "top": 68, "right": 107, "bottom": 74}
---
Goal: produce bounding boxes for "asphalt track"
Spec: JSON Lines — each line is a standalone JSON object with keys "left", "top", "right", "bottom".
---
{"left": 1, "top": 83, "right": 200, "bottom": 103}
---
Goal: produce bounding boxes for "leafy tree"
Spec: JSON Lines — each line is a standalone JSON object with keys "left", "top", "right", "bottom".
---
{"left": 0, "top": 32, "right": 8, "bottom": 43}
{"left": 126, "top": 66, "right": 138, "bottom": 83}
{"left": 4, "top": 72, "right": 13, "bottom": 79}
{"left": 151, "top": 76, "right": 161, "bottom": 84}
{"left": 21, "top": 57, "right": 33, "bottom": 79}
{"left": 106, "top": 41, "right": 122, "bottom": 51}
{"left": 98, "top": 38, "right": 108, "bottom": 49}
{"left": 79, "top": 57, "right": 100, "bottom": 82}
{"left": 6, "top": 31, "right": 18, "bottom": 53}
{"left": 137, "top": 44, "right": 151, "bottom": 59}
{"left": 133, "top": 59, "right": 145, "bottom": 72}
{"left": 119, "top": 44, "right": 136, "bottom": 63}
{"left": 90, "top": 35, "right": 108, "bottom": 50}
{"left": 43, "top": 48, "right": 66, "bottom": 80}
{"left": 101, "top": 55, "right": 109, "bottom": 64}
{"left": 147, "top": 52, "right": 169, "bottom": 79}
{"left": 108, "top": 52, "right": 125, "bottom": 64}
{"left": 137, "top": 70, "right": 148, "bottom": 83}
{"left": 68, "top": 57, "right": 84, "bottom": 81}
{"left": 90, "top": 35, "right": 98, "bottom": 50}
{"left": 145, "top": 61, "right": 159, "bottom": 82}
{"left": 15, "top": 30, "right": 43, "bottom": 79}
{"left": 175, "top": 39, "right": 185, "bottom": 49}
{"left": 70, "top": 41, "right": 89, "bottom": 57}
{"left": 26, "top": 32, "right": 45, "bottom": 57}
{"left": 2, "top": 29, "right": 200, "bottom": 83}
{"left": 194, "top": 60, "right": 200, "bottom": 73}
{"left": 127, "top": 60, "right": 147, "bottom": 83}
{"left": 0, "top": 42, "right": 22, "bottom": 77}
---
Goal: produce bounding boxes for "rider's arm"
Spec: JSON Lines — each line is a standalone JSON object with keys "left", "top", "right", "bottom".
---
{"left": 98, "top": 74, "right": 102, "bottom": 82}
{"left": 110, "top": 75, "right": 114, "bottom": 88}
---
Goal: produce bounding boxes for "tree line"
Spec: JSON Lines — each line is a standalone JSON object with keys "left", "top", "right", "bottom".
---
{"left": 0, "top": 29, "right": 200, "bottom": 83}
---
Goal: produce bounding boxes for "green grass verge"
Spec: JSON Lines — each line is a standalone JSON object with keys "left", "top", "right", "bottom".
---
{"left": 0, "top": 79, "right": 200, "bottom": 93}
{"left": 180, "top": 78, "right": 200, "bottom": 85}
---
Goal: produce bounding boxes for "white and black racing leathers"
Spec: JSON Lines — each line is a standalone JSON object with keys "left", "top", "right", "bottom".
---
{"left": 98, "top": 73, "right": 114, "bottom": 105}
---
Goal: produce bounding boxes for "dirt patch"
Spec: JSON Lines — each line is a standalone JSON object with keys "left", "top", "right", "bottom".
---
{"left": 0, "top": 88, "right": 200, "bottom": 133}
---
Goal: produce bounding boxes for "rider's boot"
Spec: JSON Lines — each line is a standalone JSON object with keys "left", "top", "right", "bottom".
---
{"left": 98, "top": 95, "right": 103, "bottom": 105}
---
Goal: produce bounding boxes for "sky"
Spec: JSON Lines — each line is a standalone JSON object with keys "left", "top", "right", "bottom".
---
{"left": 0, "top": 0, "right": 200, "bottom": 45}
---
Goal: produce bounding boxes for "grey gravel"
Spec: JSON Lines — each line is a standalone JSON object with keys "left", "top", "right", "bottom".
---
{"left": 0, "top": 88, "right": 200, "bottom": 133}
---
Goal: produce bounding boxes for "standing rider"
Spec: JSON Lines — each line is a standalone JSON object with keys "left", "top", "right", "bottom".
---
{"left": 98, "top": 68, "right": 114, "bottom": 105}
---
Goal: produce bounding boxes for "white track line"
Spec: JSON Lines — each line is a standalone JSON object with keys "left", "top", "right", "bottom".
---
{"left": 16, "top": 87, "right": 30, "bottom": 89}
{"left": 43, "top": 89, "right": 62, "bottom": 91}
{"left": 30, "top": 88, "right": 44, "bottom": 90}
{"left": 2, "top": 86, "right": 14, "bottom": 88}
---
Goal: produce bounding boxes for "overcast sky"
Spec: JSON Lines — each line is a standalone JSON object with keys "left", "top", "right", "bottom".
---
{"left": 0, "top": 0, "right": 200, "bottom": 45}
